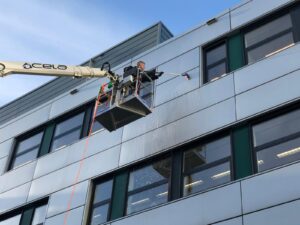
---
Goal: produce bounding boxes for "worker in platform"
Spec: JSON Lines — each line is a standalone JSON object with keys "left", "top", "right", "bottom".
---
{"left": 123, "top": 61, "right": 163, "bottom": 81}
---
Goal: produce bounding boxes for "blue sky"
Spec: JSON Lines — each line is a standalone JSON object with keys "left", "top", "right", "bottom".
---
{"left": 0, "top": 0, "right": 240, "bottom": 107}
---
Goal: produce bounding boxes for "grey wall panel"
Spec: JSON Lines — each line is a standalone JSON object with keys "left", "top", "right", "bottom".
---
{"left": 47, "top": 181, "right": 88, "bottom": 218}
{"left": 157, "top": 48, "right": 200, "bottom": 85}
{"left": 213, "top": 217, "right": 243, "bottom": 225}
{"left": 120, "top": 98, "right": 236, "bottom": 166}
{"left": 0, "top": 104, "right": 51, "bottom": 143}
{"left": 45, "top": 206, "right": 84, "bottom": 225}
{"left": 28, "top": 146, "right": 120, "bottom": 201}
{"left": 230, "top": 0, "right": 292, "bottom": 30}
{"left": 241, "top": 162, "right": 300, "bottom": 214}
{"left": 243, "top": 200, "right": 300, "bottom": 225}
{"left": 122, "top": 74, "right": 234, "bottom": 142}
{"left": 132, "top": 13, "right": 230, "bottom": 69}
{"left": 0, "top": 182, "right": 31, "bottom": 214}
{"left": 0, "top": 138, "right": 14, "bottom": 159}
{"left": 0, "top": 157, "right": 7, "bottom": 176}
{"left": 49, "top": 80, "right": 99, "bottom": 119}
{"left": 34, "top": 128, "right": 122, "bottom": 179}
{"left": 234, "top": 44, "right": 300, "bottom": 94}
{"left": 155, "top": 67, "right": 200, "bottom": 106}
{"left": 0, "top": 161, "right": 36, "bottom": 194}
{"left": 112, "top": 183, "right": 241, "bottom": 225}
{"left": 236, "top": 69, "right": 300, "bottom": 120}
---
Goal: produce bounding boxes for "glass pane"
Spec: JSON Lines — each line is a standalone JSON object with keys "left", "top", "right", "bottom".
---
{"left": 207, "top": 62, "right": 226, "bottom": 82}
{"left": 92, "top": 121, "right": 104, "bottom": 133}
{"left": 94, "top": 179, "right": 113, "bottom": 204}
{"left": 0, "top": 214, "right": 21, "bottom": 225}
{"left": 12, "top": 149, "right": 38, "bottom": 169}
{"left": 184, "top": 136, "right": 231, "bottom": 172}
{"left": 127, "top": 183, "right": 168, "bottom": 215}
{"left": 32, "top": 205, "right": 47, "bottom": 225}
{"left": 245, "top": 14, "right": 292, "bottom": 48}
{"left": 51, "top": 129, "right": 81, "bottom": 151}
{"left": 17, "top": 132, "right": 43, "bottom": 154}
{"left": 253, "top": 109, "right": 300, "bottom": 147}
{"left": 257, "top": 136, "right": 300, "bottom": 172}
{"left": 54, "top": 113, "right": 84, "bottom": 136}
{"left": 128, "top": 158, "right": 171, "bottom": 191}
{"left": 183, "top": 162, "right": 231, "bottom": 196}
{"left": 206, "top": 44, "right": 226, "bottom": 65}
{"left": 247, "top": 32, "right": 294, "bottom": 63}
{"left": 90, "top": 204, "right": 109, "bottom": 225}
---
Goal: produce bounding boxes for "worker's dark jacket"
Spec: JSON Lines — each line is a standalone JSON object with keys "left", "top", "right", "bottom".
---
{"left": 123, "top": 66, "right": 163, "bottom": 81}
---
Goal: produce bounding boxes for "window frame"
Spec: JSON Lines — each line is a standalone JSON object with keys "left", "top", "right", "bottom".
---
{"left": 0, "top": 198, "right": 48, "bottom": 225}
{"left": 181, "top": 134, "right": 234, "bottom": 197}
{"left": 249, "top": 100, "right": 300, "bottom": 173}
{"left": 203, "top": 39, "right": 229, "bottom": 84}
{"left": 241, "top": 4, "right": 297, "bottom": 65}
{"left": 88, "top": 177, "right": 114, "bottom": 225}
{"left": 125, "top": 154, "right": 172, "bottom": 215}
{"left": 8, "top": 101, "right": 95, "bottom": 172}
{"left": 8, "top": 127, "right": 46, "bottom": 171}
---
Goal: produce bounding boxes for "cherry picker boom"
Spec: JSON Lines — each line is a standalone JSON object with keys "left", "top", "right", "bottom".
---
{"left": 0, "top": 61, "right": 158, "bottom": 131}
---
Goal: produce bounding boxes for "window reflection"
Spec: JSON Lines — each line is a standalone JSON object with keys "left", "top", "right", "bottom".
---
{"left": 127, "top": 158, "right": 171, "bottom": 215}
{"left": 90, "top": 179, "right": 113, "bottom": 225}
{"left": 183, "top": 136, "right": 232, "bottom": 196}
{"left": 254, "top": 109, "right": 300, "bottom": 172}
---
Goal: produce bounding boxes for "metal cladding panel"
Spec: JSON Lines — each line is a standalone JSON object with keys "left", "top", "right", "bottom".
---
{"left": 120, "top": 98, "right": 236, "bottom": 166}
{"left": 45, "top": 206, "right": 84, "bottom": 225}
{"left": 0, "top": 161, "right": 36, "bottom": 194}
{"left": 234, "top": 44, "right": 300, "bottom": 94}
{"left": 34, "top": 129, "right": 122, "bottom": 179}
{"left": 230, "top": 0, "right": 293, "bottom": 29}
{"left": 241, "top": 162, "right": 300, "bottom": 214}
{"left": 0, "top": 182, "right": 31, "bottom": 214}
{"left": 28, "top": 146, "right": 120, "bottom": 201}
{"left": 112, "top": 183, "right": 241, "bottom": 225}
{"left": 236, "top": 69, "right": 300, "bottom": 120}
{"left": 0, "top": 138, "right": 14, "bottom": 159}
{"left": 49, "top": 80, "right": 99, "bottom": 119}
{"left": 156, "top": 48, "right": 200, "bottom": 85}
{"left": 122, "top": 74, "right": 234, "bottom": 142}
{"left": 133, "top": 13, "right": 230, "bottom": 69}
{"left": 47, "top": 181, "right": 88, "bottom": 218}
{"left": 154, "top": 67, "right": 200, "bottom": 106}
{"left": 243, "top": 200, "right": 300, "bottom": 225}
{"left": 213, "top": 217, "right": 243, "bottom": 225}
{"left": 0, "top": 104, "right": 51, "bottom": 143}
{"left": 0, "top": 157, "right": 7, "bottom": 175}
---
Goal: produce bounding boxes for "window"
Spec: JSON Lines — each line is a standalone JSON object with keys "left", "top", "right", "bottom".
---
{"left": 245, "top": 14, "right": 295, "bottom": 63}
{"left": 0, "top": 200, "right": 47, "bottom": 225}
{"left": 183, "top": 136, "right": 232, "bottom": 196}
{"left": 0, "top": 214, "right": 21, "bottom": 225}
{"left": 204, "top": 42, "right": 227, "bottom": 83}
{"left": 50, "top": 112, "right": 85, "bottom": 151}
{"left": 126, "top": 158, "right": 171, "bottom": 215}
{"left": 31, "top": 204, "right": 47, "bottom": 225}
{"left": 89, "top": 179, "right": 113, "bottom": 225}
{"left": 10, "top": 131, "right": 44, "bottom": 169}
{"left": 253, "top": 109, "right": 300, "bottom": 172}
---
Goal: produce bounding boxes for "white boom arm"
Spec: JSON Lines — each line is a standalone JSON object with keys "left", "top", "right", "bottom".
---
{"left": 0, "top": 61, "right": 118, "bottom": 81}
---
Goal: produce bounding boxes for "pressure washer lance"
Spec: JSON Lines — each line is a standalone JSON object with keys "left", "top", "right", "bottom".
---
{"left": 163, "top": 72, "right": 191, "bottom": 80}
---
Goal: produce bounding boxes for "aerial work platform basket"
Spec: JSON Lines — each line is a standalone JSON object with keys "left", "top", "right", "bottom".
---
{"left": 94, "top": 73, "right": 154, "bottom": 131}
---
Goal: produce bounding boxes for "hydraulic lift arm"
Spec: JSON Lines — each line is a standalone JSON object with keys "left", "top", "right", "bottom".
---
{"left": 0, "top": 61, "right": 118, "bottom": 82}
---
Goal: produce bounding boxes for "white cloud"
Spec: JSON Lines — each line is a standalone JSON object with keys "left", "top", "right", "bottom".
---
{"left": 0, "top": 0, "right": 140, "bottom": 106}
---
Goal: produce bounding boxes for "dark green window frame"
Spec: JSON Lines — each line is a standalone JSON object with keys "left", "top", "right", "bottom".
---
{"left": 0, "top": 198, "right": 48, "bottom": 225}
{"left": 203, "top": 1, "right": 300, "bottom": 84}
